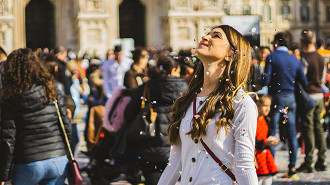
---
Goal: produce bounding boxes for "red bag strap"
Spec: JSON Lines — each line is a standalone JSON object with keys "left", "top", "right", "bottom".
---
{"left": 193, "top": 95, "right": 237, "bottom": 182}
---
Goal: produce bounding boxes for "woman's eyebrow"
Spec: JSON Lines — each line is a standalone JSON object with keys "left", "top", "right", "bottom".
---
{"left": 213, "top": 31, "right": 222, "bottom": 36}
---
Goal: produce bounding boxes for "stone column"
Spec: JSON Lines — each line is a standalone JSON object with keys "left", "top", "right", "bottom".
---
{"left": 13, "top": 0, "right": 28, "bottom": 49}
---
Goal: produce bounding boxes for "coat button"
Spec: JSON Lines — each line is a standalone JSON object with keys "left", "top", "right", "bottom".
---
{"left": 194, "top": 139, "right": 198, "bottom": 144}
{"left": 191, "top": 157, "right": 196, "bottom": 163}
{"left": 189, "top": 177, "right": 192, "bottom": 182}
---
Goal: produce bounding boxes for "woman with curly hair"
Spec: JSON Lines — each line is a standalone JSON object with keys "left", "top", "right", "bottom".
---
{"left": 157, "top": 25, "right": 258, "bottom": 184}
{"left": 0, "top": 48, "right": 71, "bottom": 185}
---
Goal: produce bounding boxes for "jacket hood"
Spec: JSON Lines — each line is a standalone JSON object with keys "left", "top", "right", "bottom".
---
{"left": 147, "top": 76, "right": 187, "bottom": 105}
{"left": 6, "top": 85, "right": 48, "bottom": 112}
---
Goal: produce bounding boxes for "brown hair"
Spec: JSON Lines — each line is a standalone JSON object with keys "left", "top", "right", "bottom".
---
{"left": 301, "top": 29, "right": 314, "bottom": 45}
{"left": 1, "top": 48, "right": 57, "bottom": 102}
{"left": 167, "top": 25, "right": 252, "bottom": 145}
{"left": 255, "top": 95, "right": 271, "bottom": 107}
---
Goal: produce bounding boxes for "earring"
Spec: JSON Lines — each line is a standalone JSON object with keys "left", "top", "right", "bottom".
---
{"left": 225, "top": 56, "right": 230, "bottom": 61}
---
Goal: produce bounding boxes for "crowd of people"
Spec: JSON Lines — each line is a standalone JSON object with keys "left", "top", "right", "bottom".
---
{"left": 0, "top": 25, "right": 329, "bottom": 185}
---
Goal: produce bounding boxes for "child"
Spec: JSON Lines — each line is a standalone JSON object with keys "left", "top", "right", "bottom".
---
{"left": 255, "top": 95, "right": 279, "bottom": 185}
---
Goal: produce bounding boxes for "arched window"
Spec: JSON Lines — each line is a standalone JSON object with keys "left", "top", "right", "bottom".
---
{"left": 263, "top": 5, "right": 271, "bottom": 21}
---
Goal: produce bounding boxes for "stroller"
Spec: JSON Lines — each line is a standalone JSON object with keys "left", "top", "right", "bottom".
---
{"left": 81, "top": 89, "right": 143, "bottom": 185}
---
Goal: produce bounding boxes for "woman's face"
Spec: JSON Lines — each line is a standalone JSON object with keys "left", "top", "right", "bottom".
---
{"left": 139, "top": 50, "right": 149, "bottom": 68}
{"left": 258, "top": 98, "right": 271, "bottom": 117}
{"left": 196, "top": 27, "right": 231, "bottom": 63}
{"left": 259, "top": 48, "right": 270, "bottom": 62}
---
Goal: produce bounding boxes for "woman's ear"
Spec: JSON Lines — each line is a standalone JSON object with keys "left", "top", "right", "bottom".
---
{"left": 225, "top": 56, "right": 231, "bottom": 62}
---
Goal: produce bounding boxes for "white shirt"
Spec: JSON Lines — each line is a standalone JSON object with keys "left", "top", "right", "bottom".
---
{"left": 102, "top": 57, "right": 132, "bottom": 98}
{"left": 158, "top": 89, "right": 258, "bottom": 185}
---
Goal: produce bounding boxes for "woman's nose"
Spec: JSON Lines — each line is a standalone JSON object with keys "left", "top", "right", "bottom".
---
{"left": 202, "top": 34, "right": 211, "bottom": 41}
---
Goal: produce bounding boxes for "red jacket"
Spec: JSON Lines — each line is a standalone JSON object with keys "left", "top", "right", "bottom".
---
{"left": 255, "top": 116, "right": 279, "bottom": 176}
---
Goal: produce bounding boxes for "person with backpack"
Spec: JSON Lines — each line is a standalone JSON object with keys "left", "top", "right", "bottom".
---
{"left": 124, "top": 55, "right": 187, "bottom": 185}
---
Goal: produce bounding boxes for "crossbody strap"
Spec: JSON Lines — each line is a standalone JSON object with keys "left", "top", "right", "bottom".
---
{"left": 54, "top": 100, "right": 74, "bottom": 161}
{"left": 193, "top": 94, "right": 236, "bottom": 182}
{"left": 200, "top": 139, "right": 236, "bottom": 182}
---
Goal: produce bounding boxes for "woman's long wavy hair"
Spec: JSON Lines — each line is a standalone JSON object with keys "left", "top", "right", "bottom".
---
{"left": 0, "top": 48, "right": 57, "bottom": 102}
{"left": 167, "top": 25, "right": 252, "bottom": 145}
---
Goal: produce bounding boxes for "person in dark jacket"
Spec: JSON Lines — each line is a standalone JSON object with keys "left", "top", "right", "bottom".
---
{"left": 54, "top": 46, "right": 72, "bottom": 96}
{"left": 124, "top": 47, "right": 149, "bottom": 88}
{"left": 124, "top": 55, "right": 187, "bottom": 185}
{"left": 262, "top": 32, "right": 308, "bottom": 176}
{"left": 0, "top": 48, "right": 71, "bottom": 185}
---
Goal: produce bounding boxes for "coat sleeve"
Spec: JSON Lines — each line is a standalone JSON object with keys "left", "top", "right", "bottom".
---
{"left": 0, "top": 105, "right": 16, "bottom": 181}
{"left": 233, "top": 97, "right": 258, "bottom": 185}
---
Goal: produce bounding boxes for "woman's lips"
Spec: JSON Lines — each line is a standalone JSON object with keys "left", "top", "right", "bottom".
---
{"left": 199, "top": 43, "right": 208, "bottom": 47}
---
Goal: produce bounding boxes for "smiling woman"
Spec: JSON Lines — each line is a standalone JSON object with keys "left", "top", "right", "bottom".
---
{"left": 157, "top": 25, "right": 258, "bottom": 185}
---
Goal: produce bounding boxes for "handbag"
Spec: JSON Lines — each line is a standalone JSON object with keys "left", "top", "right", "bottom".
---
{"left": 126, "top": 84, "right": 157, "bottom": 144}
{"left": 54, "top": 100, "right": 83, "bottom": 185}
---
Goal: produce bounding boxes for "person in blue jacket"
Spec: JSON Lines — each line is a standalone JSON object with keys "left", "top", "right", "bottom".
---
{"left": 262, "top": 32, "right": 307, "bottom": 177}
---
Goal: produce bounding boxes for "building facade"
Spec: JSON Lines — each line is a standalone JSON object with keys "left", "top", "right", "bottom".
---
{"left": 0, "top": 0, "right": 329, "bottom": 55}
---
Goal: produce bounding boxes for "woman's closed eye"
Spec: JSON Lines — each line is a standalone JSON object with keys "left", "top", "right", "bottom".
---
{"left": 206, "top": 31, "right": 223, "bottom": 39}
{"left": 209, "top": 32, "right": 222, "bottom": 39}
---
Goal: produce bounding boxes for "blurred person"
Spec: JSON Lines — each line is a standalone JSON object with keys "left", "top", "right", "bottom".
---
{"left": 0, "top": 47, "right": 7, "bottom": 63}
{"left": 0, "top": 48, "right": 71, "bottom": 185}
{"left": 291, "top": 42, "right": 301, "bottom": 60}
{"left": 83, "top": 59, "right": 107, "bottom": 148}
{"left": 102, "top": 45, "right": 132, "bottom": 98}
{"left": 252, "top": 46, "right": 271, "bottom": 93}
{"left": 177, "top": 49, "right": 196, "bottom": 84}
{"left": 297, "top": 29, "right": 328, "bottom": 173}
{"left": 316, "top": 39, "right": 330, "bottom": 56}
{"left": 67, "top": 60, "right": 84, "bottom": 119}
{"left": 54, "top": 46, "right": 72, "bottom": 96}
{"left": 124, "top": 47, "right": 149, "bottom": 88}
{"left": 158, "top": 25, "right": 258, "bottom": 184}
{"left": 258, "top": 46, "right": 271, "bottom": 65}
{"left": 125, "top": 55, "right": 187, "bottom": 185}
{"left": 316, "top": 39, "right": 330, "bottom": 64}
{"left": 255, "top": 95, "right": 279, "bottom": 185}
{"left": 44, "top": 55, "right": 79, "bottom": 156}
{"left": 262, "top": 32, "right": 308, "bottom": 176}
{"left": 106, "top": 49, "right": 115, "bottom": 61}
{"left": 0, "top": 46, "right": 7, "bottom": 90}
